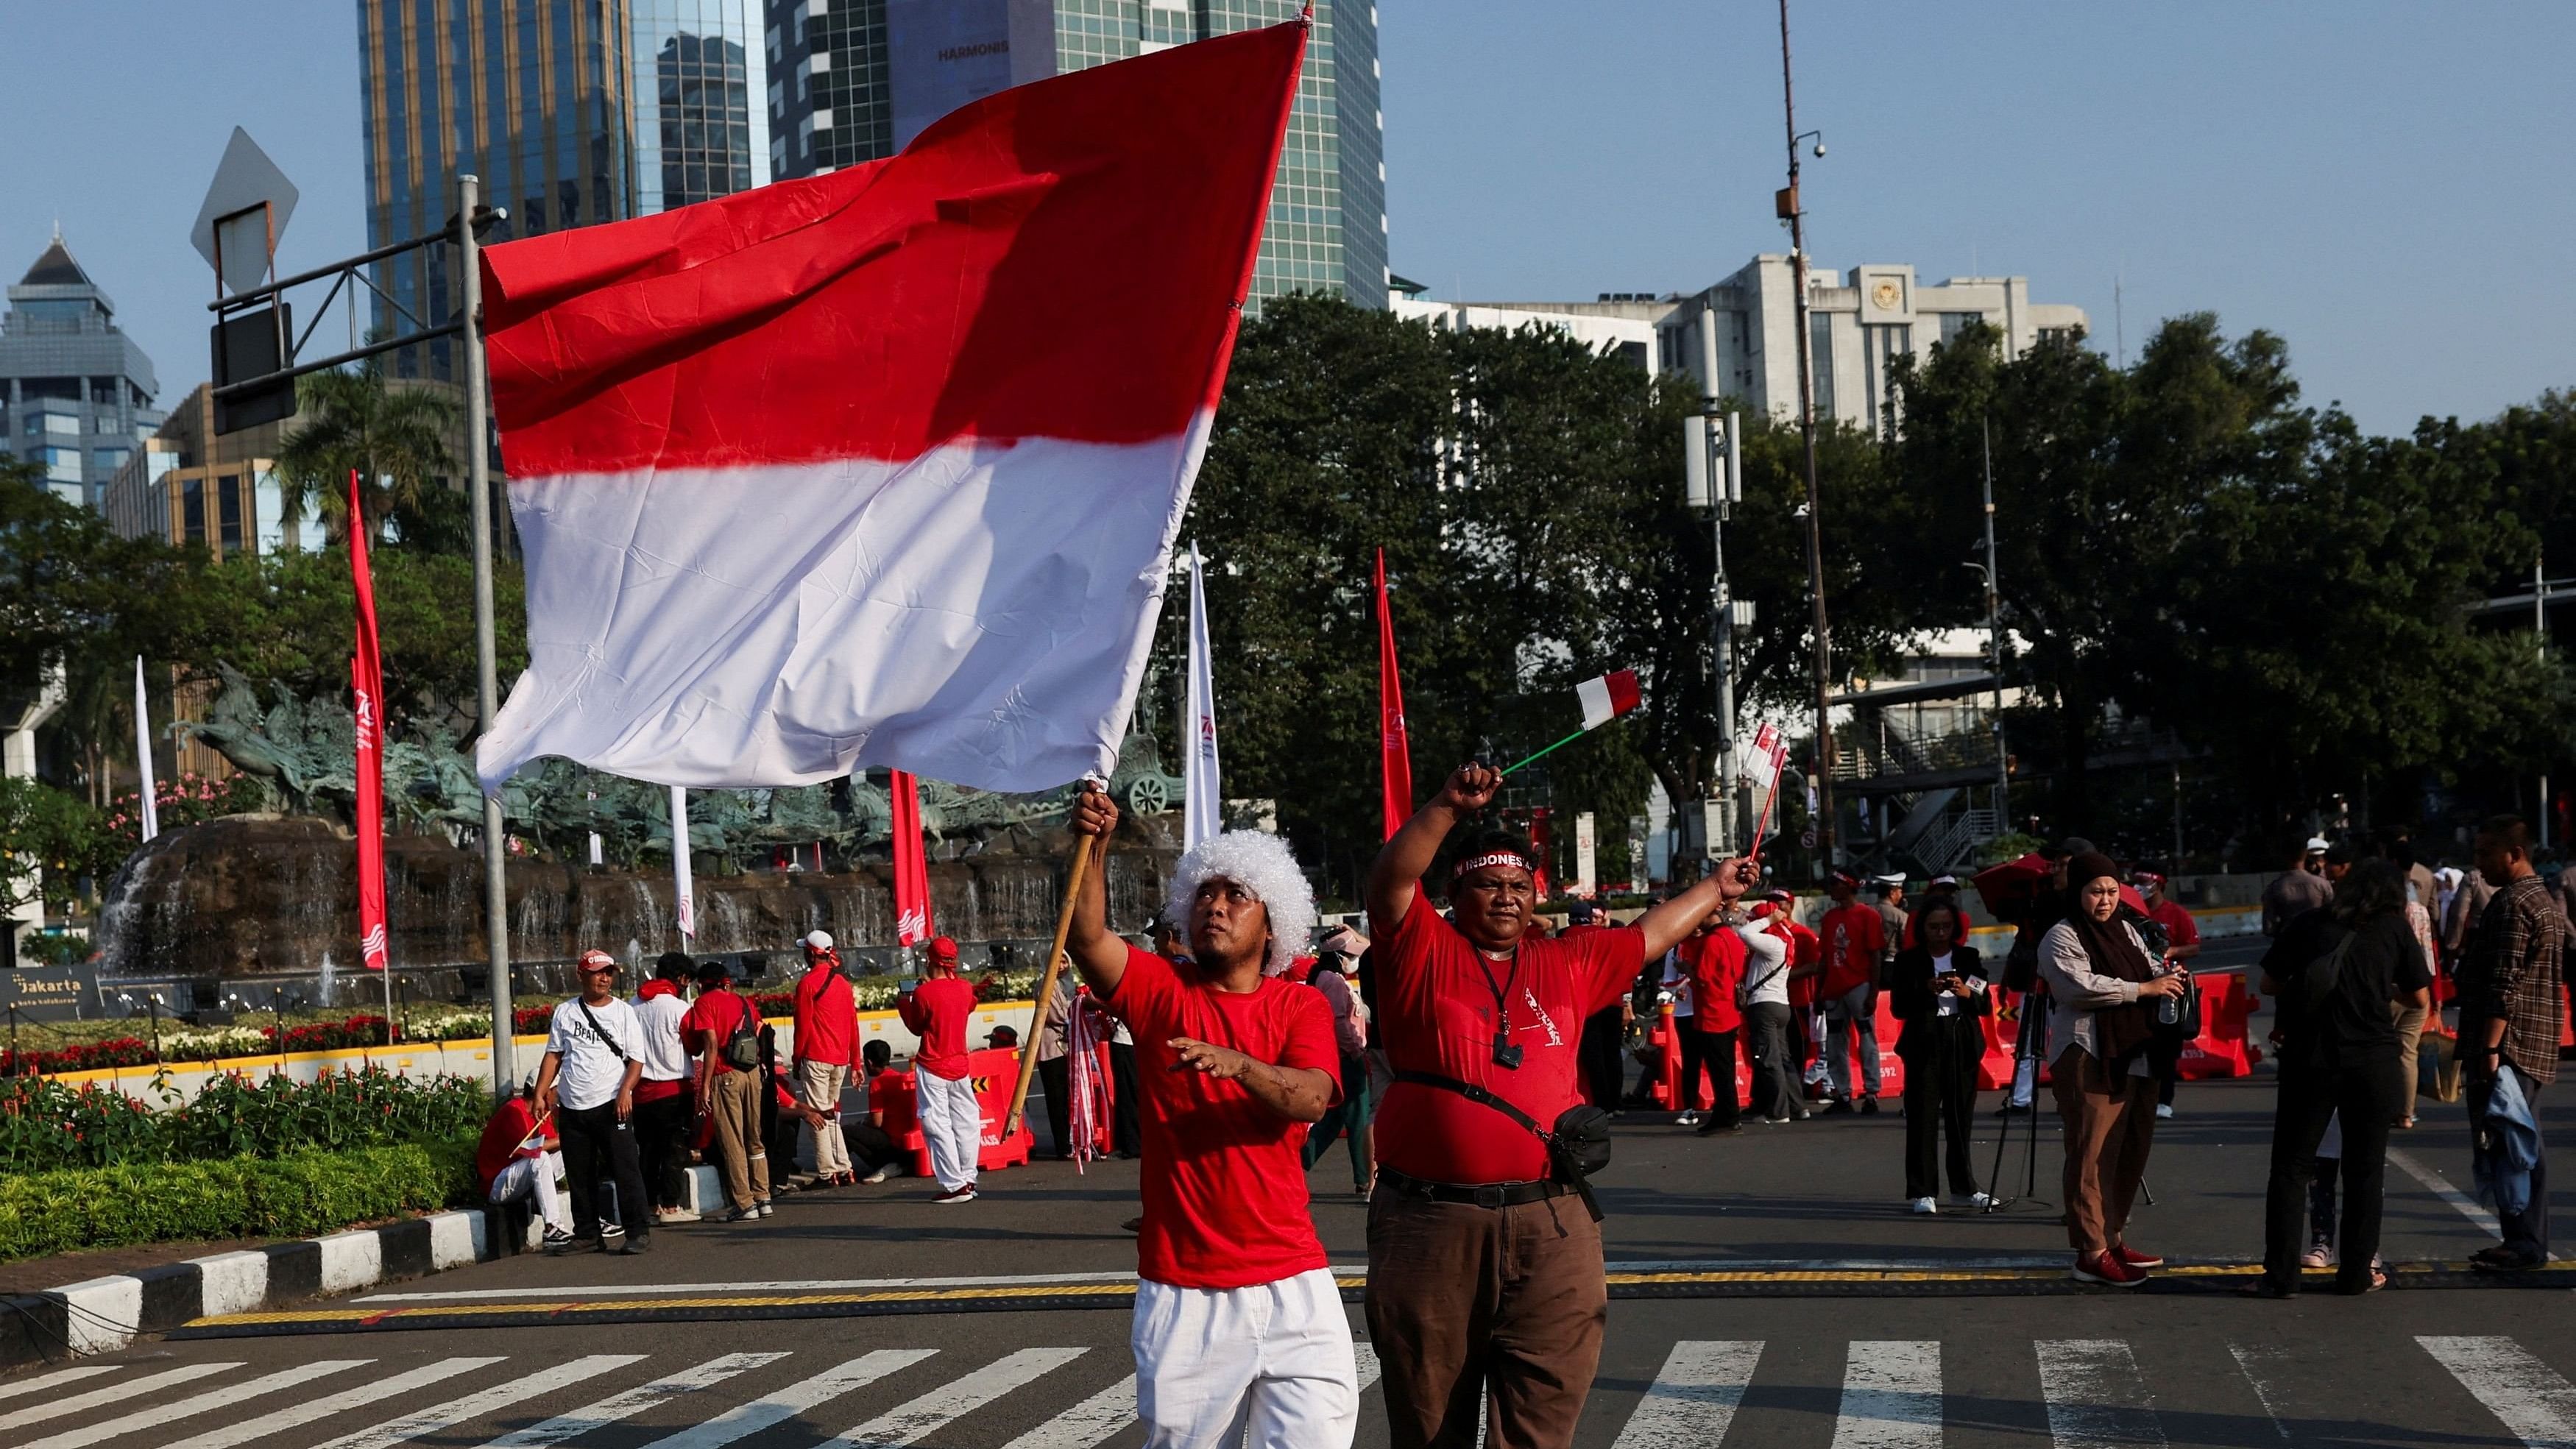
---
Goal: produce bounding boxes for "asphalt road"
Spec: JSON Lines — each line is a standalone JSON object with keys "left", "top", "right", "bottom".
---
{"left": 16, "top": 979, "right": 2576, "bottom": 1448}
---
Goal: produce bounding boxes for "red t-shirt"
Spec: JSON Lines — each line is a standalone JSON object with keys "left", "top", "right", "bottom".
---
{"left": 2146, "top": 899, "right": 2200, "bottom": 956}
{"left": 681, "top": 989, "right": 759, "bottom": 1074}
{"left": 900, "top": 976, "right": 978, "bottom": 1080}
{"left": 1682, "top": 929, "right": 1746, "bottom": 1035}
{"left": 1374, "top": 891, "right": 1644, "bottom": 1185}
{"left": 475, "top": 1097, "right": 542, "bottom": 1197}
{"left": 1105, "top": 946, "right": 1341, "bottom": 1290}
{"left": 793, "top": 965, "right": 860, "bottom": 1067}
{"left": 1820, "top": 903, "right": 1886, "bottom": 999}
{"left": 1784, "top": 919, "right": 1822, "bottom": 1007}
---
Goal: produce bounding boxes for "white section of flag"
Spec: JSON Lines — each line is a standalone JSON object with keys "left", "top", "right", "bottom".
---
{"left": 1577, "top": 676, "right": 1617, "bottom": 731}
{"left": 670, "top": 785, "right": 695, "bottom": 941}
{"left": 1181, "top": 542, "right": 1220, "bottom": 851}
{"left": 478, "top": 431, "right": 1203, "bottom": 795}
{"left": 135, "top": 656, "right": 159, "bottom": 843}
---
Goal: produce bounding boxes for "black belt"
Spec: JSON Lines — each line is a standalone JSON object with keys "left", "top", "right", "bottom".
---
{"left": 1376, "top": 1166, "right": 1570, "bottom": 1209}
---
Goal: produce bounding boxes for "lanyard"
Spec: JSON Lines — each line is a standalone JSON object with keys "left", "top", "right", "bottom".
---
{"left": 1472, "top": 948, "right": 1524, "bottom": 1069}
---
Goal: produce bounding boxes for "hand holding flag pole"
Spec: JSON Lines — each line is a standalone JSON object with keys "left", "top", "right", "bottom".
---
{"left": 1004, "top": 777, "right": 1107, "bottom": 1138}
{"left": 1744, "top": 722, "right": 1791, "bottom": 862}
{"left": 1499, "top": 670, "right": 1642, "bottom": 776}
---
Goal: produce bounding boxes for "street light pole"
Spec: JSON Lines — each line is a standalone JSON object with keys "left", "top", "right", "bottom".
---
{"left": 1981, "top": 417, "right": 2009, "bottom": 832}
{"left": 459, "top": 173, "right": 514, "bottom": 1099}
{"left": 1779, "top": 0, "right": 1836, "bottom": 876}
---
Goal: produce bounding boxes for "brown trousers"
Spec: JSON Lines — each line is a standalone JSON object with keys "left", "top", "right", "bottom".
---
{"left": 1365, "top": 1189, "right": 1607, "bottom": 1449}
{"left": 2052, "top": 1045, "right": 2156, "bottom": 1253}
{"left": 708, "top": 1067, "right": 771, "bottom": 1209}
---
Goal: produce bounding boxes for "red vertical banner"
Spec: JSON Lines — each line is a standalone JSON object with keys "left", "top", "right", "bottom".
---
{"left": 891, "top": 768, "right": 933, "bottom": 946}
{"left": 349, "top": 470, "right": 389, "bottom": 974}
{"left": 1375, "top": 549, "right": 1414, "bottom": 839}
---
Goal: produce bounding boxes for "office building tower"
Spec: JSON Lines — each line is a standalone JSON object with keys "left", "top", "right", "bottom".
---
{"left": 1, "top": 235, "right": 163, "bottom": 509}
{"left": 358, "top": 0, "right": 769, "bottom": 378}
{"left": 770, "top": 0, "right": 1386, "bottom": 308}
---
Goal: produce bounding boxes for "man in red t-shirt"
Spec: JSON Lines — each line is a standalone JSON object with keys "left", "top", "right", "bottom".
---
{"left": 682, "top": 960, "right": 771, "bottom": 1220}
{"left": 1064, "top": 787, "right": 1356, "bottom": 1449}
{"left": 1362, "top": 762, "right": 1758, "bottom": 1449}
{"left": 1681, "top": 912, "right": 1746, "bottom": 1135}
{"left": 791, "top": 930, "right": 864, "bottom": 1186}
{"left": 897, "top": 936, "right": 984, "bottom": 1203}
{"left": 1819, "top": 870, "right": 1889, "bottom": 1113}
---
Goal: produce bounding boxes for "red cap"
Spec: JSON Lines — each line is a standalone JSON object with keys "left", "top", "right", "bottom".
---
{"left": 576, "top": 949, "right": 618, "bottom": 974}
{"left": 927, "top": 936, "right": 959, "bottom": 963}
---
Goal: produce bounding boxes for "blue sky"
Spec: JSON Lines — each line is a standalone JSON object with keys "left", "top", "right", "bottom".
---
{"left": 8, "top": 1, "right": 2570, "bottom": 435}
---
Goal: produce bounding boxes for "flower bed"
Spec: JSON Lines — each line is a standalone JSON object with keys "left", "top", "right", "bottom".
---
{"left": 0, "top": 1069, "right": 489, "bottom": 1174}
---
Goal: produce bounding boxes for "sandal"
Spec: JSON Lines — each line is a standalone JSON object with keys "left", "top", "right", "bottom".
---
{"left": 2340, "top": 1267, "right": 2388, "bottom": 1294}
{"left": 2237, "top": 1278, "right": 2299, "bottom": 1299}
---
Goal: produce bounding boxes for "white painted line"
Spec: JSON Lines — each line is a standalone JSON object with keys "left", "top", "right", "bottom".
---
{"left": 355, "top": 1269, "right": 1153, "bottom": 1303}
{"left": 0, "top": 1365, "right": 118, "bottom": 1405}
{"left": 1610, "top": 1340, "right": 1764, "bottom": 1448}
{"left": 1831, "top": 1341, "right": 1942, "bottom": 1449}
{"left": 824, "top": 1347, "right": 1089, "bottom": 1447}
{"left": 2388, "top": 1147, "right": 2504, "bottom": 1237}
{"left": 2035, "top": 1340, "right": 2165, "bottom": 1449}
{"left": 1356, "top": 1341, "right": 1383, "bottom": 1392}
{"left": 2418, "top": 1336, "right": 2576, "bottom": 1448}
{"left": 2227, "top": 1343, "right": 2296, "bottom": 1441}
{"left": 995, "top": 1375, "right": 1135, "bottom": 1449}
{"left": 478, "top": 1353, "right": 790, "bottom": 1447}
{"left": 0, "top": 1364, "right": 238, "bottom": 1434}
{"left": 152, "top": 1356, "right": 503, "bottom": 1449}
{"left": 308, "top": 1354, "right": 643, "bottom": 1449}
{"left": 636, "top": 1350, "right": 935, "bottom": 1449}
{"left": 21, "top": 1359, "right": 370, "bottom": 1449}
{"left": 1607, "top": 1256, "right": 2095, "bottom": 1273}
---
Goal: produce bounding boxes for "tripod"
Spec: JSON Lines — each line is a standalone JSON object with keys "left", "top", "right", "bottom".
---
{"left": 1982, "top": 980, "right": 2053, "bottom": 1214}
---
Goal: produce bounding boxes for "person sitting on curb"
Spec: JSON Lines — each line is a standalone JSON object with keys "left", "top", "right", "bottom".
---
{"left": 475, "top": 1077, "right": 573, "bottom": 1254}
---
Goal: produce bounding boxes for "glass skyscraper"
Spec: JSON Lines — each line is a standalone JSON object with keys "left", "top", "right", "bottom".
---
{"left": 358, "top": 0, "right": 770, "bottom": 378}
{"left": 767, "top": 0, "right": 1386, "bottom": 308}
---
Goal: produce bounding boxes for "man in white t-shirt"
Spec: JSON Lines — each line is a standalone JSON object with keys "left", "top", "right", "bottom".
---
{"left": 1738, "top": 899, "right": 1800, "bottom": 1124}
{"left": 630, "top": 953, "right": 696, "bottom": 1225}
{"left": 534, "top": 949, "right": 650, "bottom": 1253}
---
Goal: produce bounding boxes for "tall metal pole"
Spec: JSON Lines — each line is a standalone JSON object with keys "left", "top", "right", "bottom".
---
{"left": 1780, "top": 0, "right": 1835, "bottom": 875}
{"left": 1981, "top": 418, "right": 2009, "bottom": 832}
{"left": 460, "top": 174, "right": 514, "bottom": 1099}
{"left": 1710, "top": 408, "right": 1736, "bottom": 857}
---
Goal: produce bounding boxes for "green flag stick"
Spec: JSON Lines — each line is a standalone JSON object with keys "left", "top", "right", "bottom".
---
{"left": 1499, "top": 727, "right": 1590, "bottom": 777}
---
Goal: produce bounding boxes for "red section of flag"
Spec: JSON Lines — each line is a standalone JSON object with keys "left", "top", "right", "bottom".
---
{"left": 1745, "top": 723, "right": 1792, "bottom": 863}
{"left": 1604, "top": 669, "right": 1641, "bottom": 718}
{"left": 478, "top": 22, "right": 1308, "bottom": 478}
{"left": 350, "top": 470, "right": 389, "bottom": 972}
{"left": 1375, "top": 549, "right": 1413, "bottom": 840}
{"left": 891, "top": 769, "right": 933, "bottom": 946}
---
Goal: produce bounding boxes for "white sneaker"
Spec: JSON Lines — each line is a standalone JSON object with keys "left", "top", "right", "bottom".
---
{"left": 1952, "top": 1191, "right": 1994, "bottom": 1210}
{"left": 860, "top": 1166, "right": 891, "bottom": 1185}
{"left": 2300, "top": 1238, "right": 2335, "bottom": 1269}
{"left": 655, "top": 1205, "right": 698, "bottom": 1225}
{"left": 2154, "top": 1103, "right": 2175, "bottom": 1119}
{"left": 1674, "top": 1110, "right": 1701, "bottom": 1127}
{"left": 1910, "top": 1196, "right": 1939, "bottom": 1215}
{"left": 934, "top": 1183, "right": 979, "bottom": 1205}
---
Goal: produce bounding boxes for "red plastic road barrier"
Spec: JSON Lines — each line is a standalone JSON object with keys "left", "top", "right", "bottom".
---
{"left": 1649, "top": 1000, "right": 1684, "bottom": 1109}
{"left": 2176, "top": 972, "right": 2262, "bottom": 1080}
{"left": 1872, "top": 990, "right": 1907, "bottom": 1097}
{"left": 1978, "top": 988, "right": 2024, "bottom": 1091}
{"left": 873, "top": 1045, "right": 1037, "bottom": 1178}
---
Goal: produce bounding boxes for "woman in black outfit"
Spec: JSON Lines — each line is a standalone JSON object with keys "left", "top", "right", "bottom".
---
{"left": 1891, "top": 898, "right": 1991, "bottom": 1212}
{"left": 2248, "top": 857, "right": 2432, "bottom": 1296}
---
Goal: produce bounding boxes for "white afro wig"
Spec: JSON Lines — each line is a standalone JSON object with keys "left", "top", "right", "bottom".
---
{"left": 1164, "top": 830, "right": 1317, "bottom": 978}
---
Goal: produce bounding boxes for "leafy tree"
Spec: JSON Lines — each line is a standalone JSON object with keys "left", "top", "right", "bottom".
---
{"left": 274, "top": 359, "right": 462, "bottom": 548}
{"left": 0, "top": 776, "right": 105, "bottom": 916}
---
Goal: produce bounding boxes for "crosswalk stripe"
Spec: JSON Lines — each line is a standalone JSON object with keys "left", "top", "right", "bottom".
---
{"left": 478, "top": 1353, "right": 792, "bottom": 1448}
{"left": 2035, "top": 1340, "right": 2165, "bottom": 1449}
{"left": 0, "top": 1366, "right": 119, "bottom": 1405}
{"left": 634, "top": 1350, "right": 935, "bottom": 1449}
{"left": 21, "top": 1359, "right": 370, "bottom": 1449}
{"left": 152, "top": 1357, "right": 503, "bottom": 1449}
{"left": 1610, "top": 1341, "right": 1763, "bottom": 1448}
{"left": 308, "top": 1355, "right": 643, "bottom": 1449}
{"left": 0, "top": 1364, "right": 239, "bottom": 1434}
{"left": 994, "top": 1336, "right": 1384, "bottom": 1449}
{"left": 2418, "top": 1336, "right": 2576, "bottom": 1448}
{"left": 824, "top": 1347, "right": 1089, "bottom": 1448}
{"left": 2226, "top": 1342, "right": 2296, "bottom": 1441}
{"left": 1831, "top": 1341, "right": 1942, "bottom": 1449}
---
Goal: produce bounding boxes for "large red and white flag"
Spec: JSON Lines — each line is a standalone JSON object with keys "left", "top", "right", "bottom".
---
{"left": 473, "top": 23, "right": 1306, "bottom": 794}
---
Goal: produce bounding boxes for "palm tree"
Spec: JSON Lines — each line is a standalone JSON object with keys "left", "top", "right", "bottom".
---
{"left": 274, "top": 355, "right": 460, "bottom": 545}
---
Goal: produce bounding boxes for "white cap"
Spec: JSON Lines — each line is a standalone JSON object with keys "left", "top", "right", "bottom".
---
{"left": 2304, "top": 836, "right": 2331, "bottom": 851}
{"left": 802, "top": 929, "right": 835, "bottom": 951}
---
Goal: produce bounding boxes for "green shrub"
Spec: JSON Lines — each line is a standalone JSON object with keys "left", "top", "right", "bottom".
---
{"left": 0, "top": 1069, "right": 489, "bottom": 1173}
{"left": 0, "top": 1137, "right": 476, "bottom": 1263}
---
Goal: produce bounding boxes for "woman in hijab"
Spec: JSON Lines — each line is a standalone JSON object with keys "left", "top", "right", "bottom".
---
{"left": 2039, "top": 851, "right": 2193, "bottom": 1287}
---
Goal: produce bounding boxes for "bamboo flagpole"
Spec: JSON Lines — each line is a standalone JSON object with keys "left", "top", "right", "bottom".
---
{"left": 1002, "top": 829, "right": 1100, "bottom": 1139}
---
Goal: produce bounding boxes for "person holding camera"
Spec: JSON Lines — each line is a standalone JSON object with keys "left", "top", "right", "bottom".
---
{"left": 2042, "top": 852, "right": 2191, "bottom": 1287}
{"left": 1891, "top": 896, "right": 1989, "bottom": 1214}
{"left": 1362, "top": 762, "right": 1758, "bottom": 1449}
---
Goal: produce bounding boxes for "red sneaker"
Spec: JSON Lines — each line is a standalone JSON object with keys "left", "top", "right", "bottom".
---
{"left": 2112, "top": 1243, "right": 2165, "bottom": 1269}
{"left": 2070, "top": 1250, "right": 2147, "bottom": 1288}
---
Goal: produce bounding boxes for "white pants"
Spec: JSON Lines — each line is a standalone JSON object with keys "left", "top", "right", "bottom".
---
{"left": 489, "top": 1152, "right": 571, "bottom": 1236}
{"left": 916, "top": 1068, "right": 983, "bottom": 1190}
{"left": 1133, "top": 1268, "right": 1357, "bottom": 1449}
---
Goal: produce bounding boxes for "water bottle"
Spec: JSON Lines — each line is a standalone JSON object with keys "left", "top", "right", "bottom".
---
{"left": 2157, "top": 974, "right": 2180, "bottom": 1027}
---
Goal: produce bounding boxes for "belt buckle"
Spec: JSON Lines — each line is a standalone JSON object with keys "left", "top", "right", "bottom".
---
{"left": 1473, "top": 1183, "right": 1507, "bottom": 1210}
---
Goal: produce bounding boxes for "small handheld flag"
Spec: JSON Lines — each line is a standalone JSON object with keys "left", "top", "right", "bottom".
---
{"left": 1744, "top": 722, "right": 1791, "bottom": 860}
{"left": 1501, "top": 670, "right": 1642, "bottom": 776}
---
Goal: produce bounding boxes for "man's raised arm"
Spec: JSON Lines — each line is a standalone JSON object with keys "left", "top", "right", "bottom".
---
{"left": 1635, "top": 858, "right": 1763, "bottom": 960}
{"left": 1366, "top": 762, "right": 1500, "bottom": 935}
{"left": 1065, "top": 784, "right": 1130, "bottom": 996}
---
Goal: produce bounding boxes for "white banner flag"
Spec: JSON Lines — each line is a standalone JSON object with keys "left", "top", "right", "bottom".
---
{"left": 1182, "top": 542, "right": 1221, "bottom": 851}
{"left": 670, "top": 784, "right": 696, "bottom": 940}
{"left": 1574, "top": 812, "right": 1597, "bottom": 898}
{"left": 134, "top": 657, "right": 159, "bottom": 843}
